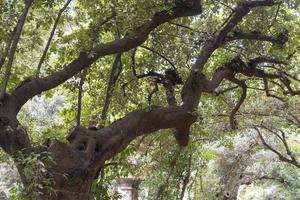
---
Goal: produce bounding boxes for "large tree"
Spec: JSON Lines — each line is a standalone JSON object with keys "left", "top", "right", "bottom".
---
{"left": 0, "top": 0, "right": 299, "bottom": 199}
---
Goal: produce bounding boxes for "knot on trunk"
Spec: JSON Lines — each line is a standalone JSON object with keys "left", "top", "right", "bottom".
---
{"left": 67, "top": 126, "right": 106, "bottom": 157}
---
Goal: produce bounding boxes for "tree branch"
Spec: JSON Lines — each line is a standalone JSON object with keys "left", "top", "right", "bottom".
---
{"left": 181, "top": 0, "right": 280, "bottom": 110}
{"left": 140, "top": 45, "right": 176, "bottom": 70}
{"left": 11, "top": 2, "right": 202, "bottom": 112}
{"left": 0, "top": 0, "right": 33, "bottom": 100}
{"left": 100, "top": 53, "right": 122, "bottom": 121}
{"left": 76, "top": 69, "right": 87, "bottom": 126}
{"left": 226, "top": 76, "right": 247, "bottom": 130}
{"left": 179, "top": 154, "right": 192, "bottom": 200}
{"left": 263, "top": 78, "right": 285, "bottom": 101}
{"left": 253, "top": 127, "right": 300, "bottom": 168}
{"left": 0, "top": 28, "right": 15, "bottom": 71}
{"left": 226, "top": 30, "right": 288, "bottom": 45}
{"left": 67, "top": 106, "right": 197, "bottom": 162}
{"left": 36, "top": 0, "right": 73, "bottom": 77}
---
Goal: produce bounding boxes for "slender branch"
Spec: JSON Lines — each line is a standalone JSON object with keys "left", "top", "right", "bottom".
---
{"left": 268, "top": 3, "right": 281, "bottom": 30}
{"left": 269, "top": 79, "right": 285, "bottom": 90}
{"left": 270, "top": 66, "right": 300, "bottom": 82}
{"left": 279, "top": 131, "right": 293, "bottom": 158}
{"left": 281, "top": 77, "right": 300, "bottom": 96}
{"left": 100, "top": 53, "right": 122, "bottom": 121}
{"left": 0, "top": 0, "right": 33, "bottom": 100}
{"left": 36, "top": 0, "right": 73, "bottom": 77}
{"left": 0, "top": 29, "right": 15, "bottom": 71}
{"left": 212, "top": 11, "right": 234, "bottom": 36}
{"left": 215, "top": 0, "right": 234, "bottom": 11}
{"left": 227, "top": 76, "right": 247, "bottom": 130}
{"left": 257, "top": 125, "right": 299, "bottom": 164}
{"left": 179, "top": 154, "right": 192, "bottom": 200}
{"left": 140, "top": 45, "right": 176, "bottom": 70}
{"left": 263, "top": 78, "right": 285, "bottom": 101}
{"left": 215, "top": 85, "right": 239, "bottom": 95}
{"left": 257, "top": 175, "right": 290, "bottom": 187}
{"left": 168, "top": 22, "right": 194, "bottom": 31}
{"left": 253, "top": 127, "right": 300, "bottom": 168}
{"left": 76, "top": 69, "right": 87, "bottom": 126}
{"left": 123, "top": 49, "right": 165, "bottom": 104}
{"left": 130, "top": 49, "right": 163, "bottom": 79}
{"left": 155, "top": 152, "right": 180, "bottom": 200}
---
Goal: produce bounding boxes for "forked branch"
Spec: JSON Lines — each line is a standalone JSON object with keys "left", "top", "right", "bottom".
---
{"left": 253, "top": 127, "right": 300, "bottom": 168}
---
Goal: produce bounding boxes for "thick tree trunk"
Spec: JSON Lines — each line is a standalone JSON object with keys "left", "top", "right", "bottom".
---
{"left": 45, "top": 141, "right": 101, "bottom": 200}
{"left": 35, "top": 106, "right": 196, "bottom": 200}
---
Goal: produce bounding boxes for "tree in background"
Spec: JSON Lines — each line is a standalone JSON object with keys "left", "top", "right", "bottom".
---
{"left": 0, "top": 0, "right": 299, "bottom": 199}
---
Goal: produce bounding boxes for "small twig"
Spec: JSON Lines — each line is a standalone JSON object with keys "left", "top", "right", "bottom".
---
{"left": 168, "top": 22, "right": 194, "bottom": 31}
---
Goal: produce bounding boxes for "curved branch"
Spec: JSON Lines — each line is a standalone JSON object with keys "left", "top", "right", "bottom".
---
{"left": 140, "top": 45, "right": 176, "bottom": 70}
{"left": 227, "top": 77, "right": 247, "bottom": 130}
{"left": 11, "top": 3, "right": 202, "bottom": 112}
{"left": 182, "top": 0, "right": 280, "bottom": 110}
{"left": 253, "top": 127, "right": 300, "bottom": 168}
{"left": 67, "top": 106, "right": 197, "bottom": 162}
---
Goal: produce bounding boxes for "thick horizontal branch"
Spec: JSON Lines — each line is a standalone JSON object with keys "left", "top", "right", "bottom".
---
{"left": 67, "top": 106, "right": 197, "bottom": 162}
{"left": 201, "top": 55, "right": 285, "bottom": 94}
{"left": 226, "top": 30, "right": 288, "bottom": 45}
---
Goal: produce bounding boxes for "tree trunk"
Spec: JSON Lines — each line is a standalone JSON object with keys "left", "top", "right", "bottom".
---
{"left": 44, "top": 140, "right": 101, "bottom": 200}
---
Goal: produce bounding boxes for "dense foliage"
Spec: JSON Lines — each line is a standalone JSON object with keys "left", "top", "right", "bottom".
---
{"left": 0, "top": 0, "right": 299, "bottom": 199}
